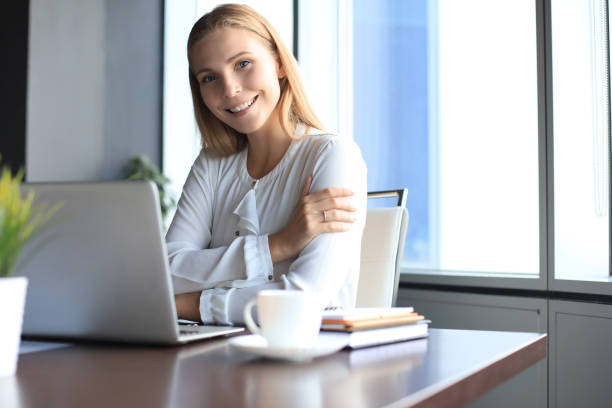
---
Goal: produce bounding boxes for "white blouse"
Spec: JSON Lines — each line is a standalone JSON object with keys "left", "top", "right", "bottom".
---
{"left": 166, "top": 127, "right": 367, "bottom": 325}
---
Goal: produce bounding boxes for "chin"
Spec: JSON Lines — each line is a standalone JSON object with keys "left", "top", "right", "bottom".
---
{"left": 228, "top": 121, "right": 266, "bottom": 136}
{"left": 227, "top": 124, "right": 254, "bottom": 135}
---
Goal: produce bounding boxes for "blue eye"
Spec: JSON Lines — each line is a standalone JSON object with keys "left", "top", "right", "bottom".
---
{"left": 238, "top": 60, "right": 250, "bottom": 69}
{"left": 202, "top": 75, "right": 215, "bottom": 83}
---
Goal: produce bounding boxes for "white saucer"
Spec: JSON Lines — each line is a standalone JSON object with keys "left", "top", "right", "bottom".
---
{"left": 228, "top": 333, "right": 349, "bottom": 362}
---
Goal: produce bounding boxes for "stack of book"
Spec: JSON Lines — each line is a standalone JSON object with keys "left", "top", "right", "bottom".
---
{"left": 320, "top": 307, "right": 429, "bottom": 349}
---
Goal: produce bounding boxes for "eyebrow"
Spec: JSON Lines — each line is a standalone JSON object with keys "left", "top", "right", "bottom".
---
{"left": 195, "top": 51, "right": 252, "bottom": 76}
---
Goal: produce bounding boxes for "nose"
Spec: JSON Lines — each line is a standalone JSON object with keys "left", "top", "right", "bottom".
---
{"left": 223, "top": 75, "right": 241, "bottom": 97}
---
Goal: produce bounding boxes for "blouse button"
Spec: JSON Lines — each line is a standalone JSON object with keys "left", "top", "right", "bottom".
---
{"left": 268, "top": 275, "right": 273, "bottom": 281}
{"left": 234, "top": 230, "right": 240, "bottom": 237}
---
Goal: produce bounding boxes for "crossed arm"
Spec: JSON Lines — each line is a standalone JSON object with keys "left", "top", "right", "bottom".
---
{"left": 175, "top": 176, "right": 356, "bottom": 321}
{"left": 174, "top": 176, "right": 357, "bottom": 321}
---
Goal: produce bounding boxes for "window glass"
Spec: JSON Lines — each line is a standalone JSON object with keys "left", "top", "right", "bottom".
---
{"left": 551, "top": 0, "right": 610, "bottom": 280}
{"left": 353, "top": 0, "right": 540, "bottom": 274}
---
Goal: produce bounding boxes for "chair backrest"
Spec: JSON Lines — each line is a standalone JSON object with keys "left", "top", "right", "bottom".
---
{"left": 356, "top": 189, "right": 409, "bottom": 308}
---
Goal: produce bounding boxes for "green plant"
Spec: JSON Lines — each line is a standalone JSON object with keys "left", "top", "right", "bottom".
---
{"left": 123, "top": 155, "right": 176, "bottom": 221}
{"left": 0, "top": 167, "right": 61, "bottom": 277}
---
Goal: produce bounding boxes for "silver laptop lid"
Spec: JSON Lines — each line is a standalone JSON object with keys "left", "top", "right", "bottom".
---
{"left": 18, "top": 181, "right": 180, "bottom": 344}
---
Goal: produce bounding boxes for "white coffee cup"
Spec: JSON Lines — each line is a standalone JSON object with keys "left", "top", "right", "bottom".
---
{"left": 243, "top": 290, "right": 322, "bottom": 349}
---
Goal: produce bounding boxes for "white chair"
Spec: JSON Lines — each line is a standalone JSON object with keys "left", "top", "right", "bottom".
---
{"left": 356, "top": 189, "right": 409, "bottom": 307}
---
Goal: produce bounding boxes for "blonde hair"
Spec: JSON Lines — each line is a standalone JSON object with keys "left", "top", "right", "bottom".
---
{"left": 187, "top": 4, "right": 324, "bottom": 156}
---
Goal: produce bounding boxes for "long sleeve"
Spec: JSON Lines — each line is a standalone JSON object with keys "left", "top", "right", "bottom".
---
{"left": 199, "top": 136, "right": 367, "bottom": 325}
{"left": 166, "top": 154, "right": 274, "bottom": 294}
{"left": 282, "top": 137, "right": 367, "bottom": 301}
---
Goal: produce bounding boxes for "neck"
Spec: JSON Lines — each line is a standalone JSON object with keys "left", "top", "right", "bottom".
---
{"left": 246, "top": 117, "right": 292, "bottom": 180}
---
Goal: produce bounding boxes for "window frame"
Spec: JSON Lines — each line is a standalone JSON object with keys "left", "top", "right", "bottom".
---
{"left": 546, "top": 0, "right": 612, "bottom": 296}
{"left": 398, "top": 0, "right": 612, "bottom": 296}
{"left": 162, "top": 0, "right": 612, "bottom": 296}
{"left": 355, "top": 0, "right": 549, "bottom": 290}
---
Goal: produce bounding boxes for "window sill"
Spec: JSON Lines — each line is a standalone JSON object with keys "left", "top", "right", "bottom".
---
{"left": 400, "top": 268, "right": 612, "bottom": 297}
{"left": 400, "top": 268, "right": 546, "bottom": 291}
{"left": 402, "top": 268, "right": 539, "bottom": 279}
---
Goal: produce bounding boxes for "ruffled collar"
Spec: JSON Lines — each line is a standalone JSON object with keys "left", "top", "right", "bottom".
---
{"left": 232, "top": 124, "right": 327, "bottom": 235}
{"left": 232, "top": 124, "right": 325, "bottom": 235}
{"left": 232, "top": 188, "right": 259, "bottom": 235}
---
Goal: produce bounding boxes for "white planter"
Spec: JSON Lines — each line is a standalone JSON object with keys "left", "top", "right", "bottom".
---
{"left": 0, "top": 277, "right": 28, "bottom": 378}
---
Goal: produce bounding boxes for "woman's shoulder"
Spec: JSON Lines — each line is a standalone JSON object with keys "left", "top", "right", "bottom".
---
{"left": 182, "top": 148, "right": 245, "bottom": 189}
{"left": 296, "top": 127, "right": 357, "bottom": 150}
{"left": 294, "top": 127, "right": 367, "bottom": 196}
{"left": 296, "top": 127, "right": 361, "bottom": 156}
{"left": 192, "top": 147, "right": 244, "bottom": 173}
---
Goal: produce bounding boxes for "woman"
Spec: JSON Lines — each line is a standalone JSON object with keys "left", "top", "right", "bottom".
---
{"left": 168, "top": 4, "right": 367, "bottom": 325}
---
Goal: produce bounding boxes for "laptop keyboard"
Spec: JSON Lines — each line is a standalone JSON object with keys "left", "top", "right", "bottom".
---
{"left": 178, "top": 324, "right": 237, "bottom": 337}
{"left": 177, "top": 323, "right": 244, "bottom": 340}
{"left": 179, "top": 329, "right": 201, "bottom": 335}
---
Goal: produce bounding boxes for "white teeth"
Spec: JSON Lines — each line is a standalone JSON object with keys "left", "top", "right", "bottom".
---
{"left": 229, "top": 97, "right": 255, "bottom": 113}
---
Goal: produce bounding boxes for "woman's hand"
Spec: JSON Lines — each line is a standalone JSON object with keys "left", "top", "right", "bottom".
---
{"left": 268, "top": 176, "right": 356, "bottom": 263}
{"left": 175, "top": 292, "right": 202, "bottom": 322}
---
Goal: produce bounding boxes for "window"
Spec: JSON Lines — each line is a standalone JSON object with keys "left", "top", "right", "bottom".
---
{"left": 351, "top": 0, "right": 540, "bottom": 275}
{"left": 551, "top": 0, "right": 610, "bottom": 281}
{"left": 163, "top": 0, "right": 612, "bottom": 289}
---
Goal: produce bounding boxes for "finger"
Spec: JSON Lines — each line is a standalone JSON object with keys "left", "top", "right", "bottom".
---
{"left": 301, "top": 176, "right": 313, "bottom": 196}
{"left": 321, "top": 209, "right": 357, "bottom": 223}
{"left": 305, "top": 186, "right": 354, "bottom": 203}
{"left": 320, "top": 222, "right": 352, "bottom": 233}
{"left": 314, "top": 197, "right": 357, "bottom": 212}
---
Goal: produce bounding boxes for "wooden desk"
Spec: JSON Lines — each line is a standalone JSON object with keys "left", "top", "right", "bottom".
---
{"left": 5, "top": 329, "right": 546, "bottom": 408}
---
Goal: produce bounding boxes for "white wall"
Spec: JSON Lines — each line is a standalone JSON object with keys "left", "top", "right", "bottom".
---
{"left": 27, "top": 0, "right": 163, "bottom": 182}
{"left": 27, "top": 0, "right": 106, "bottom": 181}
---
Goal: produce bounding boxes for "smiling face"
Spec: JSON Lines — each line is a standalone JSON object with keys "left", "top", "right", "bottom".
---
{"left": 191, "top": 27, "right": 285, "bottom": 138}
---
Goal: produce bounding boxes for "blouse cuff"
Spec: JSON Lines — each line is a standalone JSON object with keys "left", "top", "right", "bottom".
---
{"left": 231, "top": 234, "right": 273, "bottom": 288}
{"left": 199, "top": 287, "right": 235, "bottom": 325}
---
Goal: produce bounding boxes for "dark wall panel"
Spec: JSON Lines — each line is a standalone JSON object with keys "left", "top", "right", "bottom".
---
{"left": 0, "top": 2, "right": 29, "bottom": 175}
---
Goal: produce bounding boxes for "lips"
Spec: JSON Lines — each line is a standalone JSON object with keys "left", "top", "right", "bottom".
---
{"left": 227, "top": 95, "right": 258, "bottom": 114}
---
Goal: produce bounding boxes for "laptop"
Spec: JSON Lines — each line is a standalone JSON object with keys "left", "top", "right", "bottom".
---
{"left": 17, "top": 181, "right": 243, "bottom": 344}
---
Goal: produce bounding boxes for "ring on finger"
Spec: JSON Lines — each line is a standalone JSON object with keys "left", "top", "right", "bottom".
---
{"left": 322, "top": 210, "right": 327, "bottom": 222}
